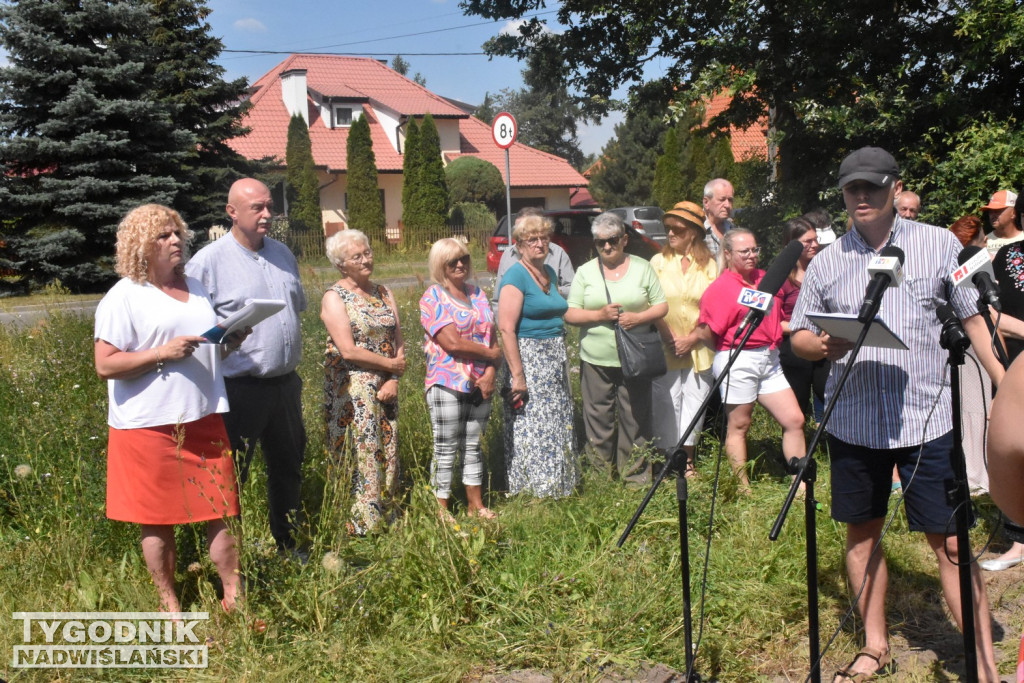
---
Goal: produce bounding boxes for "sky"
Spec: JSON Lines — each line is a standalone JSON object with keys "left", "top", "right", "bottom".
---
{"left": 205, "top": 0, "right": 633, "bottom": 157}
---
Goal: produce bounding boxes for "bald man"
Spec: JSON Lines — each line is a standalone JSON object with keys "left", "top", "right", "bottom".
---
{"left": 895, "top": 190, "right": 921, "bottom": 220}
{"left": 186, "top": 179, "right": 308, "bottom": 557}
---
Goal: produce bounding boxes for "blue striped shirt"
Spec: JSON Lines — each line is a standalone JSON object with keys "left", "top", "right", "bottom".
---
{"left": 790, "top": 217, "right": 976, "bottom": 449}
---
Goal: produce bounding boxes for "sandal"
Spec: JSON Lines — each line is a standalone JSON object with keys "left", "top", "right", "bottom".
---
{"left": 833, "top": 646, "right": 894, "bottom": 682}
{"left": 683, "top": 462, "right": 698, "bottom": 479}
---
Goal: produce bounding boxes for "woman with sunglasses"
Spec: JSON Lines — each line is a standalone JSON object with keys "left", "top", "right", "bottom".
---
{"left": 649, "top": 201, "right": 718, "bottom": 478}
{"left": 565, "top": 212, "right": 667, "bottom": 487}
{"left": 322, "top": 229, "right": 406, "bottom": 534}
{"left": 497, "top": 215, "right": 579, "bottom": 498}
{"left": 778, "top": 217, "right": 830, "bottom": 421}
{"left": 420, "top": 238, "right": 502, "bottom": 519}
{"left": 695, "top": 228, "right": 806, "bottom": 493}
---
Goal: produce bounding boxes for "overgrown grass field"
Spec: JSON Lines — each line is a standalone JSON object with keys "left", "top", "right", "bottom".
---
{"left": 0, "top": 267, "right": 1019, "bottom": 681}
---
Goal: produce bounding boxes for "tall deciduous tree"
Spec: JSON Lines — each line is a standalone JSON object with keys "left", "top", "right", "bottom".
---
{"left": 463, "top": 0, "right": 1024, "bottom": 222}
{"left": 488, "top": 42, "right": 586, "bottom": 169}
{"left": 345, "top": 116, "right": 385, "bottom": 232}
{"left": 285, "top": 114, "right": 321, "bottom": 233}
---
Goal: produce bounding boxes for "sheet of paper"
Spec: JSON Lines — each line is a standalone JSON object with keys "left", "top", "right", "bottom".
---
{"left": 201, "top": 299, "right": 285, "bottom": 343}
{"left": 806, "top": 312, "right": 909, "bottom": 350}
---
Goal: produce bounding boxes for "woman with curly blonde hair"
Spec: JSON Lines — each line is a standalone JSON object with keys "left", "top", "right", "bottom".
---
{"left": 94, "top": 204, "right": 248, "bottom": 613}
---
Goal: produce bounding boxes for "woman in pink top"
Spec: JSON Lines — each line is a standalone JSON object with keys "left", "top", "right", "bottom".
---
{"left": 420, "top": 238, "right": 502, "bottom": 520}
{"left": 695, "top": 229, "right": 806, "bottom": 493}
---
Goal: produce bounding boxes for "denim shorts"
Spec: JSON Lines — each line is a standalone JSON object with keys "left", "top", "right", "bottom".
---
{"left": 828, "top": 431, "right": 969, "bottom": 534}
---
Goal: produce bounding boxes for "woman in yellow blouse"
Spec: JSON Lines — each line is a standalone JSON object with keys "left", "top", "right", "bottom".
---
{"left": 651, "top": 201, "right": 719, "bottom": 477}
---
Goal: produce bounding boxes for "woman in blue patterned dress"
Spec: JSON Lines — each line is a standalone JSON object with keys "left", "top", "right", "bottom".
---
{"left": 420, "top": 238, "right": 502, "bottom": 519}
{"left": 322, "top": 229, "right": 406, "bottom": 534}
{"left": 496, "top": 215, "right": 579, "bottom": 498}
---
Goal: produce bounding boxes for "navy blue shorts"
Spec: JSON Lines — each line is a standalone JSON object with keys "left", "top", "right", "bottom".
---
{"left": 828, "top": 431, "right": 970, "bottom": 534}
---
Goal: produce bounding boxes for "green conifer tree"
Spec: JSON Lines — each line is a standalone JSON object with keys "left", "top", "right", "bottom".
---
{"left": 345, "top": 115, "right": 385, "bottom": 232}
{"left": 285, "top": 114, "right": 321, "bottom": 233}
{"left": 653, "top": 127, "right": 685, "bottom": 209}
{"left": 408, "top": 113, "right": 448, "bottom": 230}
{"left": 401, "top": 118, "right": 420, "bottom": 226}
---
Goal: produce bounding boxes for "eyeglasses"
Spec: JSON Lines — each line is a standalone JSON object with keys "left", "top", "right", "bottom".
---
{"left": 446, "top": 254, "right": 471, "bottom": 268}
{"left": 346, "top": 249, "right": 374, "bottom": 264}
{"left": 594, "top": 235, "right": 623, "bottom": 248}
{"left": 523, "top": 235, "right": 550, "bottom": 246}
{"left": 731, "top": 247, "right": 761, "bottom": 257}
{"left": 799, "top": 237, "right": 819, "bottom": 248}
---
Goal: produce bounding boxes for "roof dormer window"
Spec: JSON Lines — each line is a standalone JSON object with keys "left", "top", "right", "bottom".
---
{"left": 332, "top": 105, "right": 359, "bottom": 128}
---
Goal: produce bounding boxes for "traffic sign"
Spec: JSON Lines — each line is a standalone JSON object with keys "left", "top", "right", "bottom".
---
{"left": 491, "top": 112, "right": 517, "bottom": 149}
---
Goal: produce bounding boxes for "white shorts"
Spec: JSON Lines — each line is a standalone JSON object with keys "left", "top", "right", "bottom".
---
{"left": 712, "top": 347, "right": 791, "bottom": 405}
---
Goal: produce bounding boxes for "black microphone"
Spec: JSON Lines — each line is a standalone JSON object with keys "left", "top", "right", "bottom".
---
{"left": 936, "top": 303, "right": 970, "bottom": 353}
{"left": 733, "top": 239, "right": 804, "bottom": 341}
{"left": 857, "top": 246, "right": 905, "bottom": 324}
{"left": 954, "top": 245, "right": 1002, "bottom": 312}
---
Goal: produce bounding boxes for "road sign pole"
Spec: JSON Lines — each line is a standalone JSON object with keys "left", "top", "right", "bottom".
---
{"left": 504, "top": 148, "right": 512, "bottom": 239}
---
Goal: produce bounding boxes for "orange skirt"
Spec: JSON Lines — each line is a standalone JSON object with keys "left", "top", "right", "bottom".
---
{"left": 106, "top": 413, "right": 240, "bottom": 525}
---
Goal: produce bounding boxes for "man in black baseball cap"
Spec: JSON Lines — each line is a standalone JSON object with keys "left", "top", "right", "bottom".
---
{"left": 790, "top": 145, "right": 1003, "bottom": 681}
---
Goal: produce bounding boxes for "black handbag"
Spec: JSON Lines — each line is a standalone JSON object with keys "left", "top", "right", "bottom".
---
{"left": 599, "top": 259, "right": 667, "bottom": 379}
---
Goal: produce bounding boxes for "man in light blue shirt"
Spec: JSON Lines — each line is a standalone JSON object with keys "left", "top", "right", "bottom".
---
{"left": 186, "top": 178, "right": 307, "bottom": 555}
{"left": 791, "top": 147, "right": 1001, "bottom": 681}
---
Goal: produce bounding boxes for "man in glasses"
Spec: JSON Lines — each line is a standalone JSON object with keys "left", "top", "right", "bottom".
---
{"left": 491, "top": 207, "right": 575, "bottom": 314}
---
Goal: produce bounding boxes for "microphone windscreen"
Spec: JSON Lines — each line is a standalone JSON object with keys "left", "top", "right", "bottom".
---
{"left": 957, "top": 245, "right": 983, "bottom": 266}
{"left": 756, "top": 239, "right": 804, "bottom": 296}
{"left": 880, "top": 245, "right": 905, "bottom": 264}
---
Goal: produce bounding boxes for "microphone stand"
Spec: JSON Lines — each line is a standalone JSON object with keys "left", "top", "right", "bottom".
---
{"left": 770, "top": 315, "right": 876, "bottom": 683}
{"left": 938, "top": 311, "right": 980, "bottom": 683}
{"left": 617, "top": 321, "right": 764, "bottom": 683}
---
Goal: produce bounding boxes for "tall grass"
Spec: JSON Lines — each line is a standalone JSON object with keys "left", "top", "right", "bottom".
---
{"left": 0, "top": 274, "right": 1016, "bottom": 681}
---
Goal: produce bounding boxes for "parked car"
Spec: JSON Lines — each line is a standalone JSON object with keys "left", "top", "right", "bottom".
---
{"left": 486, "top": 209, "right": 662, "bottom": 274}
{"left": 608, "top": 206, "right": 667, "bottom": 244}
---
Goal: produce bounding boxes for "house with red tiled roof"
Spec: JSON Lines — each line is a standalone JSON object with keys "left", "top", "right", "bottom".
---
{"left": 228, "top": 54, "right": 589, "bottom": 233}
{"left": 703, "top": 92, "right": 769, "bottom": 162}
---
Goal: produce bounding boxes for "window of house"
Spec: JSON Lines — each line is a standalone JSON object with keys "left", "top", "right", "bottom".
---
{"left": 333, "top": 106, "right": 353, "bottom": 128}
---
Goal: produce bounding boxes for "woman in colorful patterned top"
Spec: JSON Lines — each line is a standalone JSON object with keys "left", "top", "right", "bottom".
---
{"left": 420, "top": 238, "right": 502, "bottom": 519}
{"left": 321, "top": 229, "right": 406, "bottom": 534}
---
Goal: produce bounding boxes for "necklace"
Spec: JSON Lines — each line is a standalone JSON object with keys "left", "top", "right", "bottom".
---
{"left": 520, "top": 259, "right": 550, "bottom": 294}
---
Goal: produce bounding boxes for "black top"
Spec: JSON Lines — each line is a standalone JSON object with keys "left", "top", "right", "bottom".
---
{"left": 993, "top": 240, "right": 1024, "bottom": 362}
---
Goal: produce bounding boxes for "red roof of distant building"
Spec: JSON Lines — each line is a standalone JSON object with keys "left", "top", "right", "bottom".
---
{"left": 704, "top": 92, "right": 769, "bottom": 162}
{"left": 228, "top": 54, "right": 586, "bottom": 189}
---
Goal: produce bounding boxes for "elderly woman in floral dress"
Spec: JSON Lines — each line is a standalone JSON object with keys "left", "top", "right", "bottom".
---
{"left": 322, "top": 229, "right": 406, "bottom": 534}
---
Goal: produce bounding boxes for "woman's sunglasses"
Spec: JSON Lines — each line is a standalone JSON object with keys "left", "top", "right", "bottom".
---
{"left": 447, "top": 254, "right": 471, "bottom": 268}
{"left": 593, "top": 235, "right": 622, "bottom": 248}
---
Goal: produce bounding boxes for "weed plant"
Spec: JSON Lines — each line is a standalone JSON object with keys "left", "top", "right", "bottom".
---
{"left": 0, "top": 277, "right": 1014, "bottom": 681}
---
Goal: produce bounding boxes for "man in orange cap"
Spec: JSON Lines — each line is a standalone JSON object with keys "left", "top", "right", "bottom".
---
{"left": 982, "top": 189, "right": 1021, "bottom": 255}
